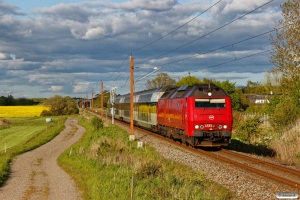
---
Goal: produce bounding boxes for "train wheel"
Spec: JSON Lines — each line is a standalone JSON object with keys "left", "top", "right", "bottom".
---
{"left": 181, "top": 135, "right": 188, "bottom": 146}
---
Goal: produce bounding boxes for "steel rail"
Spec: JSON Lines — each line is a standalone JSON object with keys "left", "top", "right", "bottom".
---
{"left": 195, "top": 148, "right": 300, "bottom": 190}
{"left": 221, "top": 148, "right": 300, "bottom": 177}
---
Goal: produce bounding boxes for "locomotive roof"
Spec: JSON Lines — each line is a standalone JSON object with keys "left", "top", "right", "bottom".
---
{"left": 160, "top": 84, "right": 229, "bottom": 99}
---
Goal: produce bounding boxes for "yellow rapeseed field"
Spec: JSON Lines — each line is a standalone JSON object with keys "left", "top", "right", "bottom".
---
{"left": 0, "top": 105, "right": 50, "bottom": 117}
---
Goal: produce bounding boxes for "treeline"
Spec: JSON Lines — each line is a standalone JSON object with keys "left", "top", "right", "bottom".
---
{"left": 0, "top": 95, "right": 36, "bottom": 106}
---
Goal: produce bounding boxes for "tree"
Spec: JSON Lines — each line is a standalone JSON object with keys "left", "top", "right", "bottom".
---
{"left": 243, "top": 81, "right": 268, "bottom": 94}
{"left": 6, "top": 95, "right": 14, "bottom": 105}
{"left": 176, "top": 72, "right": 201, "bottom": 86}
{"left": 0, "top": 96, "right": 6, "bottom": 105}
{"left": 146, "top": 73, "right": 176, "bottom": 89}
{"left": 215, "top": 80, "right": 242, "bottom": 110}
{"left": 269, "top": 0, "right": 300, "bottom": 123}
{"left": 269, "top": 96, "right": 298, "bottom": 131}
{"left": 270, "top": 0, "right": 300, "bottom": 99}
{"left": 43, "top": 95, "right": 79, "bottom": 116}
{"left": 15, "top": 98, "right": 34, "bottom": 105}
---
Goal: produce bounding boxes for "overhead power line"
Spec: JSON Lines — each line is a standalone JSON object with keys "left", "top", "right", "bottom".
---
{"left": 158, "top": 24, "right": 290, "bottom": 67}
{"left": 105, "top": 0, "right": 279, "bottom": 91}
{"left": 136, "top": 0, "right": 274, "bottom": 65}
{"left": 102, "top": 52, "right": 130, "bottom": 82}
{"left": 106, "top": 21, "right": 291, "bottom": 90}
{"left": 118, "top": 49, "right": 272, "bottom": 91}
{"left": 130, "top": 0, "right": 223, "bottom": 52}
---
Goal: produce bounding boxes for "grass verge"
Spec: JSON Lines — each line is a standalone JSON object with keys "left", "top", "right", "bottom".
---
{"left": 58, "top": 113, "right": 236, "bottom": 200}
{"left": 0, "top": 116, "right": 67, "bottom": 186}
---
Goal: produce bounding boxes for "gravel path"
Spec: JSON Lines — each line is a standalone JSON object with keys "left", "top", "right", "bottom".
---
{"left": 0, "top": 118, "right": 84, "bottom": 200}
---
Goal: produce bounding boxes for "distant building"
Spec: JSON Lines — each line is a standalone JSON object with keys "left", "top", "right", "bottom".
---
{"left": 244, "top": 94, "right": 276, "bottom": 104}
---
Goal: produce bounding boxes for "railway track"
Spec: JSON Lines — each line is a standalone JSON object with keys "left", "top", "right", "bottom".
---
{"left": 117, "top": 120, "right": 300, "bottom": 191}
{"left": 92, "top": 111, "right": 300, "bottom": 193}
{"left": 197, "top": 148, "right": 300, "bottom": 190}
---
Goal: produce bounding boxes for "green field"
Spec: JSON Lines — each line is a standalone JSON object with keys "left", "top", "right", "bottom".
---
{"left": 0, "top": 117, "right": 66, "bottom": 186}
{"left": 0, "top": 118, "right": 48, "bottom": 150}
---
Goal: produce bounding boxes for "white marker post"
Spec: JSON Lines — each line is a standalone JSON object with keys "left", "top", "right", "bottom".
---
{"left": 110, "top": 87, "right": 116, "bottom": 124}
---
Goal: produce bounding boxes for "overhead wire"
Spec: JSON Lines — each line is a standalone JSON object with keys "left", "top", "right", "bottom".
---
{"left": 136, "top": 0, "right": 274, "bottom": 65}
{"left": 105, "top": 23, "right": 284, "bottom": 92}
{"left": 130, "top": 0, "right": 223, "bottom": 52}
{"left": 104, "top": 0, "right": 278, "bottom": 93}
{"left": 116, "top": 49, "right": 272, "bottom": 95}
{"left": 157, "top": 23, "right": 291, "bottom": 67}
{"left": 102, "top": 52, "right": 130, "bottom": 82}
{"left": 105, "top": 0, "right": 224, "bottom": 88}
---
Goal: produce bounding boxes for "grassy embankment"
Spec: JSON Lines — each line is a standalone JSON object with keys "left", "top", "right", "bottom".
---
{"left": 0, "top": 116, "right": 67, "bottom": 186}
{"left": 58, "top": 111, "right": 236, "bottom": 200}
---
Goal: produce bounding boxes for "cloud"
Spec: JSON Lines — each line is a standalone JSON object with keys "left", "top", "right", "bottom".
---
{"left": 0, "top": 1, "right": 25, "bottom": 16}
{"left": 50, "top": 86, "right": 63, "bottom": 91}
{"left": 0, "top": 0, "right": 284, "bottom": 97}
{"left": 73, "top": 84, "right": 88, "bottom": 93}
{"left": 33, "top": 3, "right": 99, "bottom": 23}
{"left": 0, "top": 89, "right": 12, "bottom": 96}
{"left": 81, "top": 26, "right": 110, "bottom": 40}
{"left": 112, "top": 0, "right": 177, "bottom": 11}
{"left": 10, "top": 54, "right": 16, "bottom": 60}
{"left": 0, "top": 53, "right": 6, "bottom": 59}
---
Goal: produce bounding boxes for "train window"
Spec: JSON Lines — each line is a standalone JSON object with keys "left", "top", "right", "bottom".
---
{"left": 195, "top": 98, "right": 226, "bottom": 108}
{"left": 177, "top": 101, "right": 180, "bottom": 108}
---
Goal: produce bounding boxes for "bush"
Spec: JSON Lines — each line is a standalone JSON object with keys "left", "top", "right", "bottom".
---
{"left": 91, "top": 117, "right": 104, "bottom": 131}
{"left": 40, "top": 110, "right": 53, "bottom": 116}
{"left": 269, "top": 96, "right": 298, "bottom": 132}
{"left": 235, "top": 116, "right": 263, "bottom": 144}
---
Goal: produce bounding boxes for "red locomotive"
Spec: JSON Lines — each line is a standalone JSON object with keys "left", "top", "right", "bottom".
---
{"left": 109, "top": 83, "right": 233, "bottom": 147}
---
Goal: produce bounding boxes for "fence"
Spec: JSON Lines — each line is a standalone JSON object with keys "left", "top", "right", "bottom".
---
{"left": 242, "top": 112, "right": 300, "bottom": 134}
{"left": 242, "top": 112, "right": 270, "bottom": 127}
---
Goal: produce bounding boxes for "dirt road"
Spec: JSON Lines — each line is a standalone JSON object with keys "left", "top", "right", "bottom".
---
{"left": 0, "top": 118, "right": 84, "bottom": 200}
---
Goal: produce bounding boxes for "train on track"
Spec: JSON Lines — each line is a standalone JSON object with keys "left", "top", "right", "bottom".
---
{"left": 108, "top": 84, "right": 233, "bottom": 147}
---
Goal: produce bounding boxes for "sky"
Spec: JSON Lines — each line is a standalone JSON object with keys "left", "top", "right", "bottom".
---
{"left": 0, "top": 0, "right": 285, "bottom": 98}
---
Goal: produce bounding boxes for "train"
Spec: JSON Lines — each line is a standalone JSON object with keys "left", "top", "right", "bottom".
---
{"left": 107, "top": 83, "right": 233, "bottom": 147}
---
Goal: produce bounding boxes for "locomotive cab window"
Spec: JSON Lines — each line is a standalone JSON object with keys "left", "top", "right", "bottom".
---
{"left": 195, "top": 98, "right": 226, "bottom": 108}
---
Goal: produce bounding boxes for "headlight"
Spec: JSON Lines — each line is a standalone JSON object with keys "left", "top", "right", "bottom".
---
{"left": 208, "top": 92, "right": 212, "bottom": 96}
{"left": 218, "top": 125, "right": 222, "bottom": 129}
{"left": 195, "top": 125, "right": 199, "bottom": 129}
{"left": 223, "top": 125, "right": 227, "bottom": 129}
{"left": 200, "top": 125, "right": 204, "bottom": 129}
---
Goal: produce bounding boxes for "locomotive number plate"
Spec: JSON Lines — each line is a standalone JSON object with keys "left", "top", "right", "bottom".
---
{"left": 205, "top": 124, "right": 213, "bottom": 127}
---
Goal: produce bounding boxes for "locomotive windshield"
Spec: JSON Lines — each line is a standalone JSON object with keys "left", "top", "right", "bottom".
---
{"left": 195, "top": 98, "right": 226, "bottom": 108}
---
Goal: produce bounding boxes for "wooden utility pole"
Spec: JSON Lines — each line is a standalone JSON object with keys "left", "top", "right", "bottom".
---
{"left": 86, "top": 94, "right": 88, "bottom": 109}
{"left": 129, "top": 54, "right": 135, "bottom": 140}
{"left": 92, "top": 89, "right": 94, "bottom": 113}
{"left": 101, "top": 82, "right": 104, "bottom": 118}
